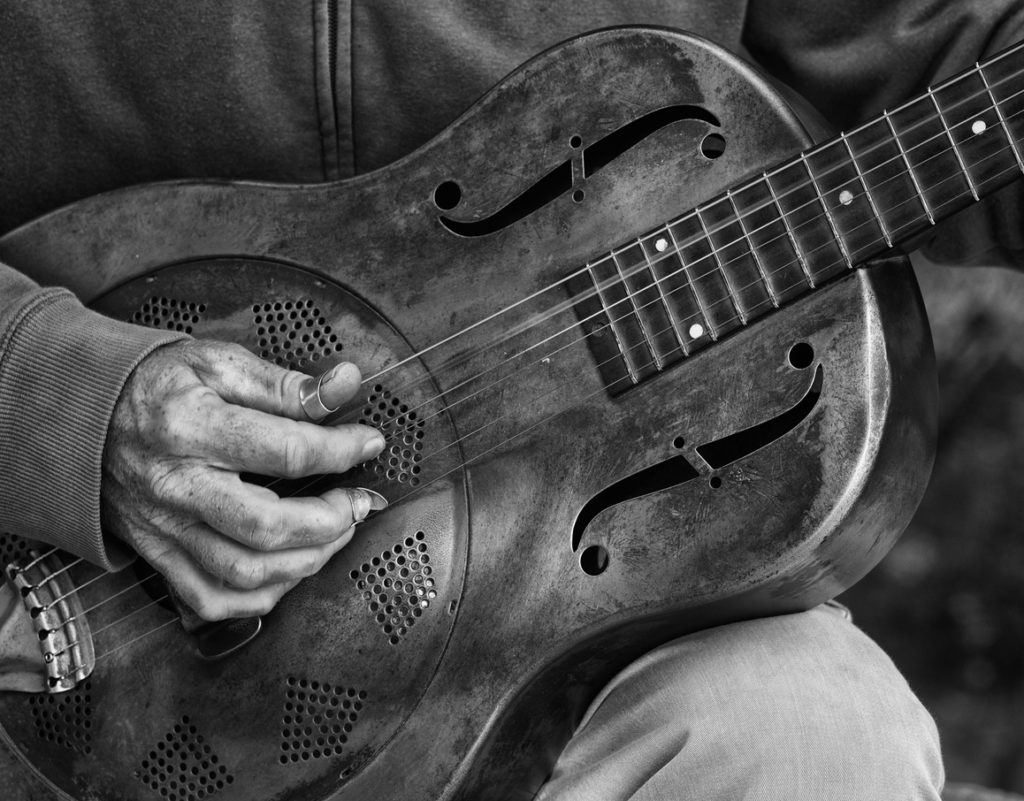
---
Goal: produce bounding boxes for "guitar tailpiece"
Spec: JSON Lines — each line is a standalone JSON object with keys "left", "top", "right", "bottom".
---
{"left": 8, "top": 551, "right": 95, "bottom": 693}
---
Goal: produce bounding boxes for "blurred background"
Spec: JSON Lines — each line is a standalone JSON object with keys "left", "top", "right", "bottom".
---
{"left": 841, "top": 259, "right": 1024, "bottom": 794}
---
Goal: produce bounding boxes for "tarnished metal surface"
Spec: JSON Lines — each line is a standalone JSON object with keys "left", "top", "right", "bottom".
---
{"left": 0, "top": 28, "right": 935, "bottom": 801}
{"left": 4, "top": 552, "right": 96, "bottom": 694}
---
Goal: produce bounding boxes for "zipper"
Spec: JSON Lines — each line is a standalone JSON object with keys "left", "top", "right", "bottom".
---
{"left": 328, "top": 0, "right": 338, "bottom": 121}
{"left": 316, "top": 0, "right": 343, "bottom": 179}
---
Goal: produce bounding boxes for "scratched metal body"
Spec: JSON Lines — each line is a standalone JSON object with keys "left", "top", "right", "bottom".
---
{"left": 0, "top": 28, "right": 935, "bottom": 801}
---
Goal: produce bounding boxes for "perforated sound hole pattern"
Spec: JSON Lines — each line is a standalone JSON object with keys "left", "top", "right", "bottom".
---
{"left": 131, "top": 297, "right": 207, "bottom": 333}
{"left": 0, "top": 531, "right": 31, "bottom": 569}
{"left": 350, "top": 531, "right": 435, "bottom": 645}
{"left": 279, "top": 677, "right": 365, "bottom": 765}
{"left": 253, "top": 299, "right": 342, "bottom": 369}
{"left": 359, "top": 384, "right": 425, "bottom": 486}
{"left": 138, "top": 716, "right": 233, "bottom": 801}
{"left": 28, "top": 680, "right": 93, "bottom": 754}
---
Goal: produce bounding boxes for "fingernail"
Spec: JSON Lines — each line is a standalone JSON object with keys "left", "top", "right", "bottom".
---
{"left": 361, "top": 433, "right": 385, "bottom": 460}
{"left": 351, "top": 488, "right": 388, "bottom": 522}
{"left": 363, "top": 489, "right": 388, "bottom": 512}
{"left": 322, "top": 362, "right": 355, "bottom": 387}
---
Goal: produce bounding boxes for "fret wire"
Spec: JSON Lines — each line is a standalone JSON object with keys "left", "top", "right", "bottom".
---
{"left": 410, "top": 100, "right": 1024, "bottom": 432}
{"left": 322, "top": 67, "right": 1024, "bottom": 419}
{"left": 882, "top": 110, "right": 936, "bottom": 225}
{"left": 761, "top": 172, "right": 816, "bottom": 288}
{"left": 710, "top": 67, "right": 1005, "bottom": 252}
{"left": 666, "top": 222, "right": 717, "bottom": 340}
{"left": 640, "top": 235, "right": 689, "bottom": 354}
{"left": 611, "top": 247, "right": 662, "bottom": 370}
{"left": 928, "top": 87, "right": 980, "bottom": 200}
{"left": 563, "top": 113, "right": 1024, "bottom": 394}
{"left": 586, "top": 262, "right": 638, "bottom": 383}
{"left": 784, "top": 43, "right": 1024, "bottom": 171}
{"left": 725, "top": 189, "right": 779, "bottom": 308}
{"left": 798, "top": 153, "right": 853, "bottom": 268}
{"left": 44, "top": 76, "right": 1024, "bottom": 659}
{"left": 586, "top": 56, "right": 1024, "bottom": 307}
{"left": 840, "top": 131, "right": 893, "bottom": 248}
{"left": 613, "top": 63, "right": 1024, "bottom": 298}
{"left": 694, "top": 205, "right": 747, "bottom": 324}
{"left": 326, "top": 142, "right": 1024, "bottom": 482}
{"left": 581, "top": 137, "right": 1022, "bottom": 393}
{"left": 606, "top": 165, "right": 975, "bottom": 382}
{"left": 648, "top": 138, "right": 1021, "bottom": 345}
{"left": 978, "top": 62, "right": 1024, "bottom": 174}
{"left": 651, "top": 154, "right": 1005, "bottom": 351}
{"left": 647, "top": 74, "right": 1021, "bottom": 301}
{"left": 347, "top": 153, "right": 1018, "bottom": 512}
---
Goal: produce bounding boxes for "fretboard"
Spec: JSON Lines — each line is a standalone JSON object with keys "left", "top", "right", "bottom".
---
{"left": 577, "top": 39, "right": 1024, "bottom": 394}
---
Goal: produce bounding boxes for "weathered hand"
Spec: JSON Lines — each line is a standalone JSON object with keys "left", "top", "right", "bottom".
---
{"left": 102, "top": 340, "right": 386, "bottom": 621}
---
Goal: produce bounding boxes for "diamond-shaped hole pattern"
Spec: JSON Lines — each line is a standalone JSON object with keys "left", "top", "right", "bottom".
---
{"left": 350, "top": 531, "right": 435, "bottom": 645}
{"left": 359, "top": 384, "right": 425, "bottom": 487}
{"left": 131, "top": 297, "right": 206, "bottom": 333}
{"left": 0, "top": 532, "right": 31, "bottom": 570}
{"left": 138, "top": 716, "right": 233, "bottom": 801}
{"left": 253, "top": 299, "right": 342, "bottom": 369}
{"left": 29, "top": 680, "right": 93, "bottom": 754}
{"left": 279, "top": 677, "right": 365, "bottom": 765}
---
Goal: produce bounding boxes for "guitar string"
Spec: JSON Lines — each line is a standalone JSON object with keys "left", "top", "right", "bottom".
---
{"left": 26, "top": 75, "right": 1024, "bottom": 610}
{"left": 91, "top": 617, "right": 179, "bottom": 662}
{"left": 346, "top": 161, "right": 1024, "bottom": 511}
{"left": 26, "top": 70, "right": 1024, "bottom": 613}
{"left": 21, "top": 59, "right": 1024, "bottom": 665}
{"left": 69, "top": 136, "right": 1024, "bottom": 668}
{"left": 297, "top": 99, "right": 1024, "bottom": 461}
{"left": 295, "top": 131, "right": 1024, "bottom": 500}
{"left": 25, "top": 115, "right": 1008, "bottom": 627}
{"left": 46, "top": 593, "right": 171, "bottom": 665}
{"left": 290, "top": 116, "right": 1024, "bottom": 497}
{"left": 21, "top": 569, "right": 165, "bottom": 663}
{"left": 271, "top": 67, "right": 1024, "bottom": 459}
{"left": 338, "top": 58, "right": 1024, "bottom": 411}
{"left": 90, "top": 594, "right": 169, "bottom": 638}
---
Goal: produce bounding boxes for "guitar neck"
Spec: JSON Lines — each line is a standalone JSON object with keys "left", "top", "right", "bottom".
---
{"left": 582, "top": 40, "right": 1024, "bottom": 390}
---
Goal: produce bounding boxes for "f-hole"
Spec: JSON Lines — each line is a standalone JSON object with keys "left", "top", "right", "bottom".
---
{"left": 438, "top": 104, "right": 720, "bottom": 237}
{"left": 697, "top": 365, "right": 822, "bottom": 468}
{"left": 571, "top": 362, "right": 824, "bottom": 566}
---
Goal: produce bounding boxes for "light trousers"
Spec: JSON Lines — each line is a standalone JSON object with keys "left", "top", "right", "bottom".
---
{"left": 538, "top": 604, "right": 944, "bottom": 800}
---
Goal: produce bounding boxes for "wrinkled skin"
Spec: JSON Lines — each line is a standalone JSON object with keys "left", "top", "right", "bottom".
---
{"left": 102, "top": 339, "right": 386, "bottom": 621}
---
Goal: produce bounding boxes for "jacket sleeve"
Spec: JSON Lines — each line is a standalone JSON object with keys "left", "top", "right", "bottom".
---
{"left": 0, "top": 262, "right": 186, "bottom": 570}
{"left": 743, "top": 0, "right": 1024, "bottom": 268}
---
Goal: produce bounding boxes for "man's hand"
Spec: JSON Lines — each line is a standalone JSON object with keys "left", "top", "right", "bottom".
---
{"left": 102, "top": 340, "right": 386, "bottom": 621}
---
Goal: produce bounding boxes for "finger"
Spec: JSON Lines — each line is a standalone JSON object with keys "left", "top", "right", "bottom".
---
{"left": 193, "top": 344, "right": 363, "bottom": 422}
{"left": 315, "top": 362, "right": 364, "bottom": 415}
{"left": 203, "top": 404, "right": 384, "bottom": 477}
{"left": 144, "top": 542, "right": 302, "bottom": 621}
{"left": 176, "top": 520, "right": 357, "bottom": 590}
{"left": 183, "top": 472, "right": 387, "bottom": 550}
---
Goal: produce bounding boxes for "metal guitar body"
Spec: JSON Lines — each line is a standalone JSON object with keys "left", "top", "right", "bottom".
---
{"left": 0, "top": 28, "right": 935, "bottom": 801}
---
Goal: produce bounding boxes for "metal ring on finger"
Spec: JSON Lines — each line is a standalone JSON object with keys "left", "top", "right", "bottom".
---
{"left": 298, "top": 372, "right": 341, "bottom": 422}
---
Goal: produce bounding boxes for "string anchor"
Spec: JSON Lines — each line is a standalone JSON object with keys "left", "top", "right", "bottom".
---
{"left": 0, "top": 548, "right": 94, "bottom": 693}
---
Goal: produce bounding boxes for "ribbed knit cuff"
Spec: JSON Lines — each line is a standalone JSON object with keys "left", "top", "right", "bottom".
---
{"left": 0, "top": 289, "right": 187, "bottom": 570}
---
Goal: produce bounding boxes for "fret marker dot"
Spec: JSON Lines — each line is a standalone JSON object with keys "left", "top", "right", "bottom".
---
{"left": 838, "top": 189, "right": 854, "bottom": 206}
{"left": 688, "top": 323, "right": 704, "bottom": 340}
{"left": 655, "top": 237, "right": 669, "bottom": 252}
{"left": 971, "top": 119, "right": 987, "bottom": 135}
